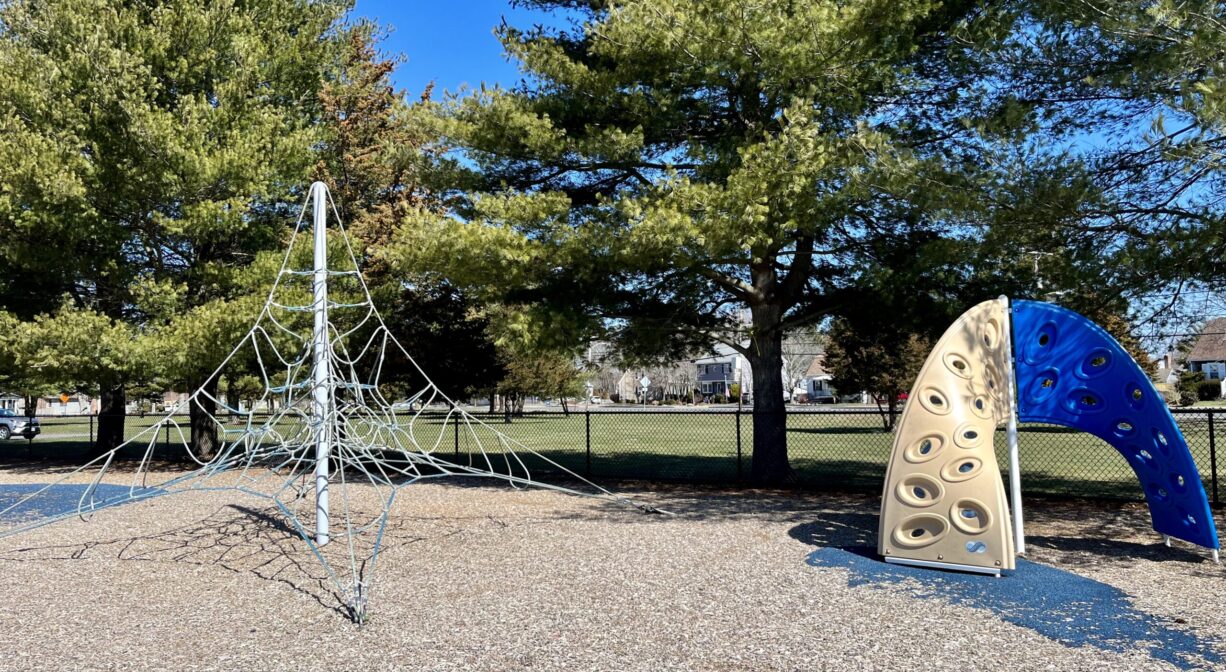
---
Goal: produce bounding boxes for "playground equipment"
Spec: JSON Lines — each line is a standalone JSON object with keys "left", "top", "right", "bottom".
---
{"left": 880, "top": 297, "right": 1220, "bottom": 575}
{"left": 0, "top": 183, "right": 658, "bottom": 623}
{"left": 878, "top": 298, "right": 1017, "bottom": 574}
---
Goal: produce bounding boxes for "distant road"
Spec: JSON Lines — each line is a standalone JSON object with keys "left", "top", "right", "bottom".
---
{"left": 463, "top": 402, "right": 885, "bottom": 414}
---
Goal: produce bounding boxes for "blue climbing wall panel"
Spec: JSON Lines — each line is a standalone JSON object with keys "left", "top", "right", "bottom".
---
{"left": 1011, "top": 300, "right": 1219, "bottom": 549}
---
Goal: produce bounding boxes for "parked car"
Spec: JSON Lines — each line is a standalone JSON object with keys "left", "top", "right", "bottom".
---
{"left": 809, "top": 391, "right": 836, "bottom": 404}
{"left": 0, "top": 408, "right": 40, "bottom": 440}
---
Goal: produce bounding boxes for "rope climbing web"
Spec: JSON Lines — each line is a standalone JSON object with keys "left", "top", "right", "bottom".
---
{"left": 0, "top": 182, "right": 660, "bottom": 623}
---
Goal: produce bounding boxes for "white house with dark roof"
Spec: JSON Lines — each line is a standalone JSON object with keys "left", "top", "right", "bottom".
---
{"left": 1186, "top": 318, "right": 1226, "bottom": 381}
{"left": 800, "top": 355, "right": 835, "bottom": 402}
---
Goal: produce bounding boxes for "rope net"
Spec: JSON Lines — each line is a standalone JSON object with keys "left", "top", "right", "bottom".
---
{"left": 0, "top": 184, "right": 654, "bottom": 623}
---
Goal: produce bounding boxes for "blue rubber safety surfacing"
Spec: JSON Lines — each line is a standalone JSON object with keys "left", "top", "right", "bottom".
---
{"left": 0, "top": 484, "right": 162, "bottom": 524}
{"left": 808, "top": 547, "right": 1223, "bottom": 669}
{"left": 1011, "top": 300, "right": 1219, "bottom": 550}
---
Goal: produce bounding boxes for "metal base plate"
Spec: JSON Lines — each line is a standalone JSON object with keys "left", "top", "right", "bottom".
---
{"left": 885, "top": 556, "right": 1002, "bottom": 577}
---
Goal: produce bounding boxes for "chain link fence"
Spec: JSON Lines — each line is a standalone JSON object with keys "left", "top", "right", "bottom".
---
{"left": 10, "top": 407, "right": 1223, "bottom": 506}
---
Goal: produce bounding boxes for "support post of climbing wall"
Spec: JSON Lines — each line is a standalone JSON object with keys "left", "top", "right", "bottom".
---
{"left": 1003, "top": 297, "right": 1025, "bottom": 556}
{"left": 1007, "top": 405, "right": 1025, "bottom": 555}
{"left": 312, "top": 181, "right": 331, "bottom": 547}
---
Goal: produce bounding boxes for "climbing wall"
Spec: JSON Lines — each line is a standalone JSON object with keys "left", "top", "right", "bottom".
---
{"left": 878, "top": 298, "right": 1017, "bottom": 573}
{"left": 1011, "top": 300, "right": 1220, "bottom": 550}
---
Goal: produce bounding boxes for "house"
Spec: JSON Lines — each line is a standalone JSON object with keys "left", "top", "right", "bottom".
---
{"left": 1185, "top": 318, "right": 1226, "bottom": 381}
{"left": 692, "top": 344, "right": 746, "bottom": 399}
{"left": 0, "top": 393, "right": 20, "bottom": 413}
{"left": 0, "top": 392, "right": 103, "bottom": 415}
{"left": 1152, "top": 349, "right": 1182, "bottom": 387}
{"left": 33, "top": 393, "right": 96, "bottom": 416}
{"left": 0, "top": 390, "right": 230, "bottom": 416}
{"left": 615, "top": 370, "right": 640, "bottom": 402}
{"left": 580, "top": 338, "right": 786, "bottom": 403}
{"left": 577, "top": 341, "right": 646, "bottom": 402}
{"left": 800, "top": 355, "right": 835, "bottom": 402}
{"left": 691, "top": 343, "right": 787, "bottom": 401}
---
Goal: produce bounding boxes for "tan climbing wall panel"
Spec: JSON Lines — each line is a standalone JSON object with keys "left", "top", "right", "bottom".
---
{"left": 878, "top": 298, "right": 1016, "bottom": 572}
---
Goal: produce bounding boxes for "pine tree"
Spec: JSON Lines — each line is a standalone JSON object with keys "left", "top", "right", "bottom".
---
{"left": 0, "top": 0, "right": 352, "bottom": 454}
{"left": 390, "top": 1, "right": 1024, "bottom": 483}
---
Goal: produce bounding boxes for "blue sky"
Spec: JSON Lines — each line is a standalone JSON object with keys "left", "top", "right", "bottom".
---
{"left": 352, "top": 1, "right": 569, "bottom": 97}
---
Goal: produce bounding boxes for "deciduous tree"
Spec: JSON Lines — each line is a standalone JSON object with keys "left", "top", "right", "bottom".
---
{"left": 825, "top": 320, "right": 931, "bottom": 430}
{"left": 498, "top": 349, "right": 583, "bottom": 418}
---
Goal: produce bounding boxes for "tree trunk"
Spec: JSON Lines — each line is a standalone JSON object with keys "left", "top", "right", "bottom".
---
{"left": 489, "top": 392, "right": 496, "bottom": 414}
{"left": 22, "top": 394, "right": 36, "bottom": 419}
{"left": 189, "top": 376, "right": 220, "bottom": 460}
{"left": 560, "top": 397, "right": 569, "bottom": 416}
{"left": 874, "top": 396, "right": 890, "bottom": 430}
{"left": 94, "top": 384, "right": 126, "bottom": 455}
{"left": 747, "top": 305, "right": 790, "bottom": 485}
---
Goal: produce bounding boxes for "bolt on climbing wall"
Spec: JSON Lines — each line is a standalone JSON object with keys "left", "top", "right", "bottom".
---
{"left": 878, "top": 298, "right": 1017, "bottom": 573}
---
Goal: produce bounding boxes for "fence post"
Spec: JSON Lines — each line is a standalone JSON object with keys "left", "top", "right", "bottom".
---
{"left": 585, "top": 409, "right": 592, "bottom": 478}
{"left": 1209, "top": 410, "right": 1219, "bottom": 508}
{"left": 735, "top": 409, "right": 743, "bottom": 483}
{"left": 89, "top": 415, "right": 94, "bottom": 444}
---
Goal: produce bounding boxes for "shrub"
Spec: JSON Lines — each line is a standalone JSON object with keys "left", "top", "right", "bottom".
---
{"left": 1160, "top": 388, "right": 1180, "bottom": 406}
{"left": 1176, "top": 371, "right": 1204, "bottom": 407}
{"left": 1196, "top": 380, "right": 1221, "bottom": 401}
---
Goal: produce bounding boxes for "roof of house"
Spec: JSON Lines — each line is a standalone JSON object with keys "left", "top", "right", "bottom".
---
{"left": 803, "top": 354, "right": 831, "bottom": 379}
{"left": 1186, "top": 318, "right": 1226, "bottom": 362}
{"left": 691, "top": 343, "right": 743, "bottom": 364}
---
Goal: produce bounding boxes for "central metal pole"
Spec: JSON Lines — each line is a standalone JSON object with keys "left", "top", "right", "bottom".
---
{"left": 311, "top": 181, "right": 331, "bottom": 547}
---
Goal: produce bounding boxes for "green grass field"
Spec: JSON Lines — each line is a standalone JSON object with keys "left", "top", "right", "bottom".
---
{"left": 6, "top": 409, "right": 1221, "bottom": 502}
